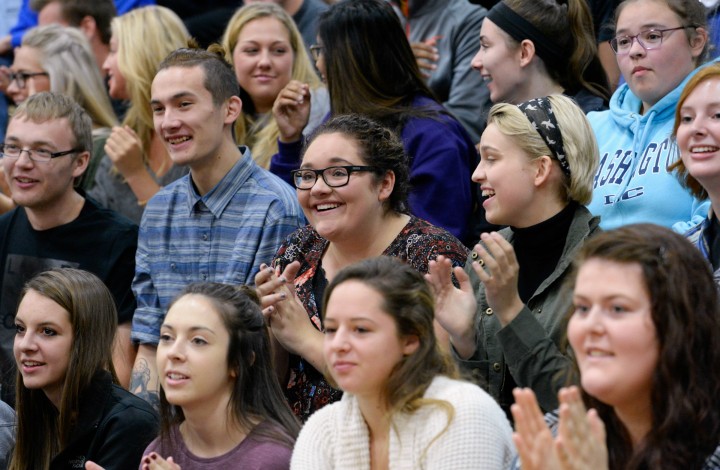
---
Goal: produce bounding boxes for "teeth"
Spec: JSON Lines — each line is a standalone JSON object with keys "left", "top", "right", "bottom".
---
{"left": 482, "top": 189, "right": 495, "bottom": 197}
{"left": 588, "top": 350, "right": 610, "bottom": 357}
{"left": 482, "top": 76, "right": 492, "bottom": 83}
{"left": 17, "top": 178, "right": 34, "bottom": 183}
{"left": 23, "top": 361, "right": 42, "bottom": 366}
{"left": 168, "top": 372, "right": 188, "bottom": 380}
{"left": 317, "top": 203, "right": 339, "bottom": 211}
{"left": 168, "top": 136, "right": 191, "bottom": 144}
{"left": 691, "top": 146, "right": 719, "bottom": 153}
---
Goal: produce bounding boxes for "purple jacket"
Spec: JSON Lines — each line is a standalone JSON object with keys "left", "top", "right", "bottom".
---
{"left": 270, "top": 95, "right": 477, "bottom": 244}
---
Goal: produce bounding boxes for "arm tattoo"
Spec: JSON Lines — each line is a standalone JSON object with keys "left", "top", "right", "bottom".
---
{"left": 130, "top": 358, "right": 160, "bottom": 411}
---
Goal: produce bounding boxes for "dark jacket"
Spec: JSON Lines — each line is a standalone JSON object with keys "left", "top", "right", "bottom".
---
{"left": 50, "top": 371, "right": 158, "bottom": 470}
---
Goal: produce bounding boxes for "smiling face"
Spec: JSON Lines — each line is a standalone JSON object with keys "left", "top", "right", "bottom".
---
{"left": 151, "top": 65, "right": 236, "bottom": 171}
{"left": 568, "top": 258, "right": 659, "bottom": 412}
{"left": 615, "top": 0, "right": 705, "bottom": 112}
{"left": 232, "top": 16, "right": 294, "bottom": 114}
{"left": 157, "top": 294, "right": 235, "bottom": 410}
{"left": 297, "top": 132, "right": 393, "bottom": 241}
{"left": 13, "top": 289, "right": 73, "bottom": 408}
{"left": 474, "top": 122, "right": 541, "bottom": 227}
{"left": 3, "top": 116, "right": 88, "bottom": 213}
{"left": 323, "top": 280, "right": 418, "bottom": 399}
{"left": 676, "top": 76, "right": 720, "bottom": 196}
{"left": 6, "top": 46, "right": 50, "bottom": 105}
{"left": 103, "top": 35, "right": 129, "bottom": 100}
{"left": 471, "top": 19, "right": 523, "bottom": 104}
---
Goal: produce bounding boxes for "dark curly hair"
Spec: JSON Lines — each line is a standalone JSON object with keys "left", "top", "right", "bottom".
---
{"left": 303, "top": 114, "right": 410, "bottom": 215}
{"left": 565, "top": 224, "right": 720, "bottom": 469}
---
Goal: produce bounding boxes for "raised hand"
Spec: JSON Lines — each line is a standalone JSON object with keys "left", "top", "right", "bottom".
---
{"left": 555, "top": 387, "right": 608, "bottom": 470}
{"left": 425, "top": 255, "right": 477, "bottom": 358}
{"left": 273, "top": 80, "right": 311, "bottom": 143}
{"left": 105, "top": 125, "right": 146, "bottom": 178}
{"left": 470, "top": 232, "right": 524, "bottom": 326}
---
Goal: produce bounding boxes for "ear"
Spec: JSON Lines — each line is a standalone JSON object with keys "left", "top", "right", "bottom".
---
{"left": 402, "top": 334, "right": 420, "bottom": 356}
{"left": 518, "top": 39, "right": 536, "bottom": 68}
{"left": 689, "top": 27, "right": 708, "bottom": 59}
{"left": 377, "top": 170, "right": 396, "bottom": 202}
{"left": 533, "top": 155, "right": 554, "bottom": 188}
{"left": 223, "top": 95, "right": 243, "bottom": 126}
{"left": 71, "top": 151, "right": 90, "bottom": 179}
{"left": 77, "top": 16, "right": 97, "bottom": 41}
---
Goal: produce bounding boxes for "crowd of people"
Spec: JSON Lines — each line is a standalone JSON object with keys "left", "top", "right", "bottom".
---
{"left": 0, "top": 0, "right": 719, "bottom": 468}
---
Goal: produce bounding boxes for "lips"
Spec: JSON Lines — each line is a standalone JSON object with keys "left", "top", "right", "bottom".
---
{"left": 632, "top": 66, "right": 650, "bottom": 75}
{"left": 332, "top": 360, "right": 356, "bottom": 373}
{"left": 689, "top": 145, "right": 719, "bottom": 153}
{"left": 166, "top": 135, "right": 191, "bottom": 145}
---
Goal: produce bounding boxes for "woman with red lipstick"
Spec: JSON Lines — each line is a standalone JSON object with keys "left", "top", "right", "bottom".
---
{"left": 510, "top": 224, "right": 720, "bottom": 469}
{"left": 471, "top": 0, "right": 610, "bottom": 113}
{"left": 672, "top": 63, "right": 720, "bottom": 283}
{"left": 255, "top": 114, "right": 469, "bottom": 422}
{"left": 221, "top": 3, "right": 329, "bottom": 169}
{"left": 9, "top": 268, "right": 158, "bottom": 470}
{"left": 588, "top": 0, "right": 715, "bottom": 231}
{"left": 427, "top": 95, "right": 601, "bottom": 418}
{"left": 139, "top": 282, "right": 299, "bottom": 470}
{"left": 291, "top": 256, "right": 515, "bottom": 469}
{"left": 88, "top": 6, "right": 189, "bottom": 224}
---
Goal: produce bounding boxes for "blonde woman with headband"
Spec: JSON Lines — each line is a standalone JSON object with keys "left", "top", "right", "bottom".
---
{"left": 1, "top": 24, "right": 118, "bottom": 210}
{"left": 427, "top": 95, "right": 601, "bottom": 418}
{"left": 221, "top": 3, "right": 329, "bottom": 168}
{"left": 88, "top": 6, "right": 189, "bottom": 224}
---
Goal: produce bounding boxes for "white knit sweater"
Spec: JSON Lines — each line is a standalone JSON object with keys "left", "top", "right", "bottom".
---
{"left": 291, "top": 376, "right": 515, "bottom": 469}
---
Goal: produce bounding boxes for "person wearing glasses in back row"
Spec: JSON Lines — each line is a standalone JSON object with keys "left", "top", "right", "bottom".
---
{"left": 255, "top": 114, "right": 469, "bottom": 422}
{"left": 0, "top": 92, "right": 138, "bottom": 404}
{"left": 587, "top": 0, "right": 718, "bottom": 231}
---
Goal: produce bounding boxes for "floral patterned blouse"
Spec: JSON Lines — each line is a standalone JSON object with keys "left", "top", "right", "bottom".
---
{"left": 273, "top": 217, "right": 469, "bottom": 421}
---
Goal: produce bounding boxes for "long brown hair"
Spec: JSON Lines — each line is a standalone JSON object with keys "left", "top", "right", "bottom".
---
{"left": 157, "top": 283, "right": 300, "bottom": 454}
{"left": 9, "top": 268, "right": 118, "bottom": 470}
{"left": 566, "top": 224, "right": 720, "bottom": 469}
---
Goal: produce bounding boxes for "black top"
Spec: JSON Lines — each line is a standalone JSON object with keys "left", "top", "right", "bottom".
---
{"left": 512, "top": 202, "right": 577, "bottom": 303}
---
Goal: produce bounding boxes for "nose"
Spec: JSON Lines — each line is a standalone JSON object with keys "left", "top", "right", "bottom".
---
{"left": 165, "top": 338, "right": 186, "bottom": 362}
{"left": 628, "top": 36, "right": 647, "bottom": 58}
{"left": 309, "top": 173, "right": 332, "bottom": 196}
{"left": 328, "top": 327, "right": 350, "bottom": 353}
{"left": 15, "top": 330, "right": 37, "bottom": 353}
{"left": 258, "top": 49, "right": 271, "bottom": 68}
{"left": 158, "top": 108, "right": 181, "bottom": 133}
{"left": 471, "top": 47, "right": 483, "bottom": 71}
{"left": 472, "top": 159, "right": 487, "bottom": 183}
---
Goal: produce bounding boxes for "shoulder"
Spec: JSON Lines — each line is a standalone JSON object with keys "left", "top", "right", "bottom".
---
{"left": 145, "top": 175, "right": 189, "bottom": 209}
{"left": 81, "top": 198, "right": 137, "bottom": 233}
{"left": 101, "top": 384, "right": 159, "bottom": 428}
{"left": 396, "top": 218, "right": 469, "bottom": 263}
{"left": 274, "top": 225, "right": 321, "bottom": 263}
{"left": 424, "top": 376, "right": 499, "bottom": 412}
{"left": 292, "top": 400, "right": 346, "bottom": 465}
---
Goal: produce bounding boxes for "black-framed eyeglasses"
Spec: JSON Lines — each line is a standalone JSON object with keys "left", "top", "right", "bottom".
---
{"left": 609, "top": 26, "right": 693, "bottom": 54}
{"left": 291, "top": 165, "right": 379, "bottom": 190}
{"left": 0, "top": 143, "right": 81, "bottom": 163}
{"left": 7, "top": 71, "right": 49, "bottom": 90}
{"left": 309, "top": 44, "right": 324, "bottom": 61}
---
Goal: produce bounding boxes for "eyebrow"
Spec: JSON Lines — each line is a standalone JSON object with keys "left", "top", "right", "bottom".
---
{"left": 4, "top": 136, "right": 57, "bottom": 148}
{"left": 616, "top": 23, "right": 670, "bottom": 34}
{"left": 160, "top": 324, "right": 216, "bottom": 334}
{"left": 300, "top": 156, "right": 355, "bottom": 169}
{"left": 150, "top": 91, "right": 197, "bottom": 106}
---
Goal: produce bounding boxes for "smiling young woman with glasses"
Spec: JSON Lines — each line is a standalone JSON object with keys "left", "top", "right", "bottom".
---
{"left": 587, "top": 0, "right": 714, "bottom": 232}
{"left": 255, "top": 114, "right": 470, "bottom": 422}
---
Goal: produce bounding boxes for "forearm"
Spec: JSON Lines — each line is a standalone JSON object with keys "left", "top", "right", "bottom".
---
{"left": 130, "top": 344, "right": 160, "bottom": 410}
{"left": 112, "top": 323, "right": 136, "bottom": 388}
{"left": 122, "top": 168, "right": 162, "bottom": 205}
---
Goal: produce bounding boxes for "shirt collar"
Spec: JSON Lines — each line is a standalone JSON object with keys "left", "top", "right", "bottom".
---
{"left": 184, "top": 146, "right": 254, "bottom": 217}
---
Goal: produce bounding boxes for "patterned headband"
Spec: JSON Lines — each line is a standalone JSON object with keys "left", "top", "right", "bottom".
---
{"left": 517, "top": 97, "right": 571, "bottom": 177}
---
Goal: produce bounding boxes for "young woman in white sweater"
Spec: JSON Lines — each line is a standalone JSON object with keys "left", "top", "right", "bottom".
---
{"left": 290, "top": 256, "right": 514, "bottom": 470}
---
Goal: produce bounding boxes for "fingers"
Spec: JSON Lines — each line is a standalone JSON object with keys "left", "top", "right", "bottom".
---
{"left": 281, "top": 260, "right": 302, "bottom": 284}
{"left": 469, "top": 232, "right": 519, "bottom": 281}
{"left": 425, "top": 256, "right": 454, "bottom": 294}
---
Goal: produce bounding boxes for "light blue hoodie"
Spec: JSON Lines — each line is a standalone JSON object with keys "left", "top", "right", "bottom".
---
{"left": 587, "top": 61, "right": 716, "bottom": 232}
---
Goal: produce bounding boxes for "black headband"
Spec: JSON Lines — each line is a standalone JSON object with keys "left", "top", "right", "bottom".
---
{"left": 517, "top": 97, "right": 571, "bottom": 177}
{"left": 486, "top": 1, "right": 565, "bottom": 70}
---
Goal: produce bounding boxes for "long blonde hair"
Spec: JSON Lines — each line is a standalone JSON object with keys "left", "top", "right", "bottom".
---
{"left": 22, "top": 25, "right": 117, "bottom": 129}
{"left": 221, "top": 3, "right": 322, "bottom": 167}
{"left": 112, "top": 6, "right": 189, "bottom": 162}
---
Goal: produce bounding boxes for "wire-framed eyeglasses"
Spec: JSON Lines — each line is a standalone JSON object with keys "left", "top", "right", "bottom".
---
{"left": 609, "top": 26, "right": 694, "bottom": 54}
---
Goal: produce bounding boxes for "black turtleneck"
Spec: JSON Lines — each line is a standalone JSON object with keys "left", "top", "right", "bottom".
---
{"left": 511, "top": 202, "right": 577, "bottom": 303}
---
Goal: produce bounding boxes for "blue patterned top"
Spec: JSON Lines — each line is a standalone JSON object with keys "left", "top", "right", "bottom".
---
{"left": 131, "top": 147, "right": 305, "bottom": 344}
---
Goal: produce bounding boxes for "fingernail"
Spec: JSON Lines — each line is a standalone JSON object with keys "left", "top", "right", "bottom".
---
{"left": 278, "top": 276, "right": 287, "bottom": 283}
{"left": 279, "top": 292, "right": 286, "bottom": 300}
